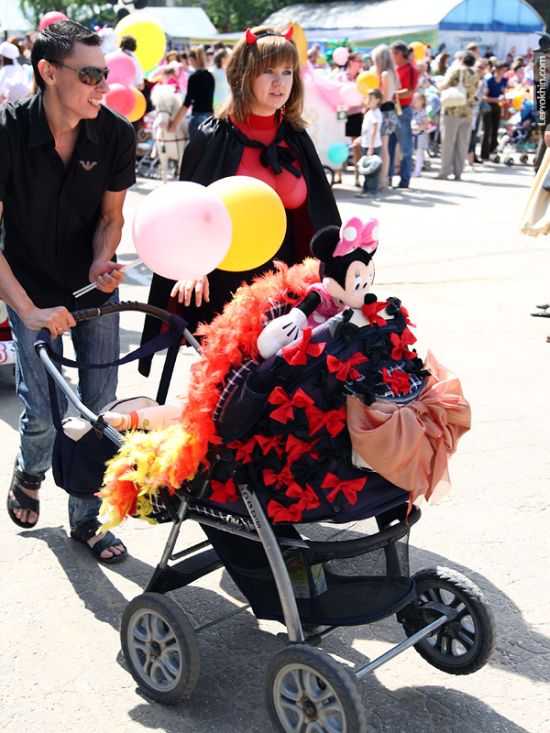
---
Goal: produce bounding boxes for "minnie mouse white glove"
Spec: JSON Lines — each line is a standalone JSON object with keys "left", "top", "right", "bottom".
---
{"left": 257, "top": 308, "right": 308, "bottom": 359}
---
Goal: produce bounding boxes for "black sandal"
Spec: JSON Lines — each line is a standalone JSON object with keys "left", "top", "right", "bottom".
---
{"left": 6, "top": 466, "right": 41, "bottom": 529}
{"left": 70, "top": 520, "right": 127, "bottom": 564}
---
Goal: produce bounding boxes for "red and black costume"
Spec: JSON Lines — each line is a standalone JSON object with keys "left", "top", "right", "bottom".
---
{"left": 139, "top": 114, "right": 341, "bottom": 376}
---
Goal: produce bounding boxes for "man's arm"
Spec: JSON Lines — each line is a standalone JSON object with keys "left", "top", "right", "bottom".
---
{"left": 0, "top": 202, "right": 76, "bottom": 333}
{"left": 88, "top": 189, "right": 127, "bottom": 292}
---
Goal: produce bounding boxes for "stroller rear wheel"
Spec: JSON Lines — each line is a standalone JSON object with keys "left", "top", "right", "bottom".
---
{"left": 121, "top": 592, "right": 200, "bottom": 703}
{"left": 265, "top": 645, "right": 367, "bottom": 733}
{"left": 403, "top": 566, "right": 496, "bottom": 675}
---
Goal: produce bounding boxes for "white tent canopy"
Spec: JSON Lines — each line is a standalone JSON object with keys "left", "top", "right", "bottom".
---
{"left": 142, "top": 7, "right": 217, "bottom": 41}
{"left": 264, "top": 0, "right": 545, "bottom": 55}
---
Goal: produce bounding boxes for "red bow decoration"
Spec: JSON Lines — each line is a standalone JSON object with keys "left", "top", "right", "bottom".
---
{"left": 254, "top": 434, "right": 284, "bottom": 457}
{"left": 267, "top": 499, "right": 306, "bottom": 523}
{"left": 268, "top": 387, "right": 315, "bottom": 424}
{"left": 210, "top": 478, "right": 239, "bottom": 504}
{"left": 327, "top": 353, "right": 368, "bottom": 381}
{"left": 382, "top": 367, "right": 411, "bottom": 395}
{"left": 227, "top": 438, "right": 256, "bottom": 464}
{"left": 361, "top": 300, "right": 388, "bottom": 326}
{"left": 306, "top": 405, "right": 346, "bottom": 437}
{"left": 268, "top": 386, "right": 294, "bottom": 424}
{"left": 281, "top": 327, "right": 326, "bottom": 366}
{"left": 321, "top": 472, "right": 367, "bottom": 505}
{"left": 399, "top": 304, "right": 415, "bottom": 327}
{"left": 262, "top": 465, "right": 293, "bottom": 490}
{"left": 286, "top": 482, "right": 321, "bottom": 509}
{"left": 285, "top": 434, "right": 318, "bottom": 464}
{"left": 390, "top": 328, "right": 417, "bottom": 360}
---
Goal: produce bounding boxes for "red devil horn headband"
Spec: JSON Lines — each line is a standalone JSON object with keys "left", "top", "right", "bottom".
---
{"left": 245, "top": 26, "right": 294, "bottom": 45}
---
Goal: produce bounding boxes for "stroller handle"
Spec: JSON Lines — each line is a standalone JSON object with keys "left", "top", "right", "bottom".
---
{"left": 34, "top": 300, "right": 201, "bottom": 352}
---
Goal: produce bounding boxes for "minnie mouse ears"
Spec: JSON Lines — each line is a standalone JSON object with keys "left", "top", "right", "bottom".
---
{"left": 311, "top": 217, "right": 379, "bottom": 262}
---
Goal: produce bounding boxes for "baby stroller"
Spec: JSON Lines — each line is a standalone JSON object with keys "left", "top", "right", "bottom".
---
{"left": 35, "top": 300, "right": 496, "bottom": 733}
{"left": 494, "top": 98, "right": 538, "bottom": 166}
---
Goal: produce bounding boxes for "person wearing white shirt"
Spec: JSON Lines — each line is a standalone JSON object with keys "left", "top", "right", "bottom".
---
{"left": 357, "top": 89, "right": 383, "bottom": 197}
{"left": 0, "top": 41, "right": 31, "bottom": 103}
{"left": 120, "top": 35, "right": 144, "bottom": 90}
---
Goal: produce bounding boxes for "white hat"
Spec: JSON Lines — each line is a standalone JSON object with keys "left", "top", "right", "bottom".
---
{"left": 0, "top": 42, "right": 20, "bottom": 60}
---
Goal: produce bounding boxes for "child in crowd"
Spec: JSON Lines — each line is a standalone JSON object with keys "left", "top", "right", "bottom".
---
{"left": 356, "top": 88, "right": 383, "bottom": 198}
{"left": 411, "top": 91, "right": 430, "bottom": 177}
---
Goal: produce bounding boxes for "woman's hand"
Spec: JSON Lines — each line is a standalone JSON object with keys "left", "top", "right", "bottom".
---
{"left": 170, "top": 276, "right": 210, "bottom": 307}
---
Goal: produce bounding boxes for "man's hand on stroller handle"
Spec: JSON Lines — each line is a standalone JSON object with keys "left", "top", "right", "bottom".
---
{"left": 23, "top": 305, "right": 76, "bottom": 337}
{"left": 171, "top": 276, "right": 210, "bottom": 307}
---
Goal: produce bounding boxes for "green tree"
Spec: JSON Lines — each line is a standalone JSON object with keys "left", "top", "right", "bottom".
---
{"left": 19, "top": 0, "right": 115, "bottom": 29}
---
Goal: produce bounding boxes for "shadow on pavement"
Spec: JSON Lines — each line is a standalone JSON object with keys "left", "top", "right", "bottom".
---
{"left": 18, "top": 525, "right": 540, "bottom": 733}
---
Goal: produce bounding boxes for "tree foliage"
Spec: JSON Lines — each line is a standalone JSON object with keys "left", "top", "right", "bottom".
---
{"left": 201, "top": 0, "right": 315, "bottom": 34}
{"left": 19, "top": 0, "right": 115, "bottom": 29}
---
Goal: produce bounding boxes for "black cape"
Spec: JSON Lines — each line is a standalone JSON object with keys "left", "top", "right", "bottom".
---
{"left": 139, "top": 116, "right": 341, "bottom": 376}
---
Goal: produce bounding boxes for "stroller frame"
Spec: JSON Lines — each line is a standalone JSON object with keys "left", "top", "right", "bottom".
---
{"left": 35, "top": 302, "right": 496, "bottom": 733}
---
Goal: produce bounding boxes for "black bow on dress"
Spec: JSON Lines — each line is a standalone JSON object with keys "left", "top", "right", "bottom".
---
{"left": 230, "top": 121, "right": 302, "bottom": 178}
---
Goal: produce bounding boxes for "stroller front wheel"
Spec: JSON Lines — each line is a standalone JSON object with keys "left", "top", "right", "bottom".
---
{"left": 121, "top": 592, "right": 200, "bottom": 704}
{"left": 265, "top": 645, "right": 368, "bottom": 733}
{"left": 403, "top": 566, "right": 496, "bottom": 675}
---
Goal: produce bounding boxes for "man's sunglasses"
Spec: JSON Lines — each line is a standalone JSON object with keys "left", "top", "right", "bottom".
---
{"left": 46, "top": 59, "right": 109, "bottom": 86}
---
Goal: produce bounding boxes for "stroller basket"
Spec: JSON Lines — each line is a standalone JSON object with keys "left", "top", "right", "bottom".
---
{"left": 203, "top": 503, "right": 418, "bottom": 626}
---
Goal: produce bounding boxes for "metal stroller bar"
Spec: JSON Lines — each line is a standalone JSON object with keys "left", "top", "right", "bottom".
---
{"left": 355, "top": 603, "right": 458, "bottom": 680}
{"left": 239, "top": 486, "right": 305, "bottom": 643}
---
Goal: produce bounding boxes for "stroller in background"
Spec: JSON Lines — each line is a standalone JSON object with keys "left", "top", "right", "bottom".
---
{"left": 35, "top": 301, "right": 497, "bottom": 733}
{"left": 493, "top": 97, "right": 538, "bottom": 166}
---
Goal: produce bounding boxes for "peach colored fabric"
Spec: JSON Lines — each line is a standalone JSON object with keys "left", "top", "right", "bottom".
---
{"left": 346, "top": 351, "right": 471, "bottom": 505}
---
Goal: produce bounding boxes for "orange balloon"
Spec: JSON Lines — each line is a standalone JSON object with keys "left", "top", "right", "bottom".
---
{"left": 127, "top": 88, "right": 146, "bottom": 122}
{"left": 356, "top": 70, "right": 379, "bottom": 96}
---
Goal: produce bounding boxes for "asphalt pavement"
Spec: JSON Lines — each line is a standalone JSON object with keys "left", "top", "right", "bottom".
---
{"left": 1, "top": 159, "right": 549, "bottom": 733}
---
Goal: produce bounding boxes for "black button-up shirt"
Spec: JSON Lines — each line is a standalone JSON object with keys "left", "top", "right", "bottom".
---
{"left": 0, "top": 93, "right": 136, "bottom": 309}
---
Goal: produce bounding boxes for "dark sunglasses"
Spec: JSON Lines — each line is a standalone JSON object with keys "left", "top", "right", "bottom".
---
{"left": 46, "top": 59, "right": 109, "bottom": 86}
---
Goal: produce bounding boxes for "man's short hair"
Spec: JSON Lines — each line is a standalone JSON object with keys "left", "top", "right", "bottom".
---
{"left": 391, "top": 40, "right": 409, "bottom": 56}
{"left": 31, "top": 20, "right": 100, "bottom": 92}
{"left": 463, "top": 51, "right": 476, "bottom": 67}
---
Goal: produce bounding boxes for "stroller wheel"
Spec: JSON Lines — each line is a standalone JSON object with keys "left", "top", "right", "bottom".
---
{"left": 493, "top": 154, "right": 501, "bottom": 164}
{"left": 520, "top": 154, "right": 529, "bottom": 164}
{"left": 265, "top": 645, "right": 367, "bottom": 733}
{"left": 404, "top": 566, "right": 496, "bottom": 675}
{"left": 505, "top": 158, "right": 514, "bottom": 166}
{"left": 121, "top": 592, "right": 200, "bottom": 704}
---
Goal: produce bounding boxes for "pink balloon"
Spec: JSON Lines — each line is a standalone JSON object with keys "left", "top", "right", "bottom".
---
{"left": 333, "top": 47, "right": 349, "bottom": 67}
{"left": 104, "top": 83, "right": 135, "bottom": 117}
{"left": 339, "top": 81, "right": 364, "bottom": 109}
{"left": 39, "top": 11, "right": 68, "bottom": 31}
{"left": 106, "top": 51, "right": 136, "bottom": 87}
{"left": 132, "top": 182, "right": 232, "bottom": 280}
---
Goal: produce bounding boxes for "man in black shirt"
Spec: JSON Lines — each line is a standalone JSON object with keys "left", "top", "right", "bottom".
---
{"left": 0, "top": 21, "right": 135, "bottom": 562}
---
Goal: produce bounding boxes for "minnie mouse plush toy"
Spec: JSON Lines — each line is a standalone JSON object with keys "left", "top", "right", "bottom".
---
{"left": 258, "top": 216, "right": 385, "bottom": 358}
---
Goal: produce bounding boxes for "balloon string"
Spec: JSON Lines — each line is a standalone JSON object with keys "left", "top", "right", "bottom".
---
{"left": 72, "top": 259, "right": 143, "bottom": 298}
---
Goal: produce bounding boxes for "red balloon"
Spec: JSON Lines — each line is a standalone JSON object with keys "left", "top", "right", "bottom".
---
{"left": 104, "top": 83, "right": 135, "bottom": 117}
{"left": 39, "top": 11, "right": 68, "bottom": 31}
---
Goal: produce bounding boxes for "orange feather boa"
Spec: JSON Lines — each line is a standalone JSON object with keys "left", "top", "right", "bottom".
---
{"left": 99, "top": 259, "right": 321, "bottom": 528}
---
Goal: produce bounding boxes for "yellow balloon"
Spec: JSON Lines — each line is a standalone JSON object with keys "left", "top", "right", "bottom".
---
{"left": 127, "top": 88, "right": 147, "bottom": 122}
{"left": 115, "top": 13, "right": 166, "bottom": 73}
{"left": 292, "top": 21, "right": 308, "bottom": 67}
{"left": 356, "top": 70, "right": 379, "bottom": 96}
{"left": 512, "top": 93, "right": 525, "bottom": 110}
{"left": 207, "top": 176, "right": 287, "bottom": 272}
{"left": 410, "top": 41, "right": 425, "bottom": 63}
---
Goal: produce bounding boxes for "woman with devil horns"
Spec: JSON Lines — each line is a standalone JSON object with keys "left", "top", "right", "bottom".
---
{"left": 139, "top": 25, "right": 341, "bottom": 376}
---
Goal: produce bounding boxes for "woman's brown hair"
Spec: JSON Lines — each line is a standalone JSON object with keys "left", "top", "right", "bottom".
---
{"left": 219, "top": 26, "right": 306, "bottom": 130}
{"left": 189, "top": 45, "right": 206, "bottom": 70}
